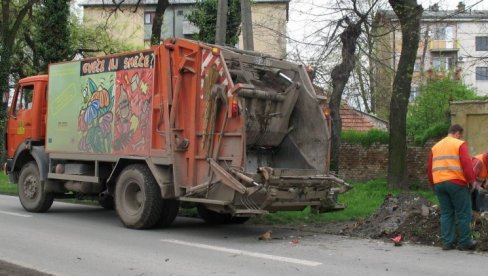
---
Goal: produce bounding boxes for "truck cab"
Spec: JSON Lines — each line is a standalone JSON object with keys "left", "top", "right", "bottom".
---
{"left": 5, "top": 75, "right": 48, "bottom": 177}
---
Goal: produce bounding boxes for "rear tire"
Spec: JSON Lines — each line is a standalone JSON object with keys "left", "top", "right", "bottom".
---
{"left": 18, "top": 162, "right": 54, "bottom": 212}
{"left": 115, "top": 164, "right": 163, "bottom": 229}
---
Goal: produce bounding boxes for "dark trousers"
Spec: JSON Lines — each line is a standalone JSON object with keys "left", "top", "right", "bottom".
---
{"left": 434, "top": 182, "right": 472, "bottom": 247}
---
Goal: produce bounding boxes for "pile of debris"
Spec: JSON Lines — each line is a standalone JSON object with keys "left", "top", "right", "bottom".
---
{"left": 342, "top": 192, "right": 488, "bottom": 251}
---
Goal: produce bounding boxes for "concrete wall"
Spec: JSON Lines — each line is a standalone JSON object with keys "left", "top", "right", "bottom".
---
{"left": 451, "top": 100, "right": 488, "bottom": 155}
{"left": 83, "top": 6, "right": 144, "bottom": 48}
{"left": 143, "top": 5, "right": 196, "bottom": 44}
{"left": 83, "top": 2, "right": 288, "bottom": 58}
{"left": 238, "top": 3, "right": 288, "bottom": 58}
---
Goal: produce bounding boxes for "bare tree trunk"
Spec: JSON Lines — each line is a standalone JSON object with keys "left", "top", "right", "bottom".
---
{"left": 387, "top": 0, "right": 422, "bottom": 188}
{"left": 420, "top": 25, "right": 429, "bottom": 74}
{"left": 365, "top": 22, "right": 377, "bottom": 114}
{"left": 330, "top": 19, "right": 362, "bottom": 172}
{"left": 355, "top": 59, "right": 370, "bottom": 113}
{"left": 151, "top": 0, "right": 170, "bottom": 46}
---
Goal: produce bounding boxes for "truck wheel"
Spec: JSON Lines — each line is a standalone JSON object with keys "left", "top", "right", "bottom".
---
{"left": 18, "top": 162, "right": 54, "bottom": 213}
{"left": 158, "top": 199, "right": 179, "bottom": 227}
{"left": 197, "top": 205, "right": 231, "bottom": 224}
{"left": 115, "top": 164, "right": 163, "bottom": 229}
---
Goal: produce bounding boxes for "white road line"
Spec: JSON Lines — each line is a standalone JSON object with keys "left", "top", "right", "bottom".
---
{"left": 0, "top": 210, "right": 32, "bottom": 218}
{"left": 160, "top": 239, "right": 322, "bottom": 267}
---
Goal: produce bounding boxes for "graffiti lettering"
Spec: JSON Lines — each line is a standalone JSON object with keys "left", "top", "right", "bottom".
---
{"left": 82, "top": 59, "right": 106, "bottom": 75}
{"left": 109, "top": 58, "right": 119, "bottom": 71}
{"left": 81, "top": 51, "right": 154, "bottom": 75}
{"left": 124, "top": 53, "right": 151, "bottom": 70}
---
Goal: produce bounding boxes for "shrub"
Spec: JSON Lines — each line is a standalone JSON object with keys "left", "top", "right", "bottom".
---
{"left": 413, "top": 122, "right": 449, "bottom": 145}
{"left": 407, "top": 78, "right": 478, "bottom": 142}
{"left": 341, "top": 129, "right": 389, "bottom": 146}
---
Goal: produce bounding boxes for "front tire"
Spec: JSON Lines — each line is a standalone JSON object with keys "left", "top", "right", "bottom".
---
{"left": 115, "top": 164, "right": 163, "bottom": 229}
{"left": 18, "top": 161, "right": 54, "bottom": 212}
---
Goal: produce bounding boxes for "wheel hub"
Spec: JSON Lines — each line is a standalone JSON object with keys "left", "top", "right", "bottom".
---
{"left": 24, "top": 175, "right": 38, "bottom": 199}
{"left": 124, "top": 182, "right": 143, "bottom": 215}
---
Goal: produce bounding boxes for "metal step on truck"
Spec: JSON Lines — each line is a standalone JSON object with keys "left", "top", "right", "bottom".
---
{"left": 4, "top": 38, "right": 349, "bottom": 229}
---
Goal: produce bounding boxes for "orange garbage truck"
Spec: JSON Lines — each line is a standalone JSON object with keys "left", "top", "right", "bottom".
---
{"left": 4, "top": 38, "right": 349, "bottom": 229}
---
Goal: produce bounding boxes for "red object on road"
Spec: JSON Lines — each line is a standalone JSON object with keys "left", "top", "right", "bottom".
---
{"left": 391, "top": 234, "right": 402, "bottom": 246}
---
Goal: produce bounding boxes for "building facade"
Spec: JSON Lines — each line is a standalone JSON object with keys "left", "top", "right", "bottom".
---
{"left": 79, "top": 0, "right": 289, "bottom": 58}
{"left": 374, "top": 2, "right": 488, "bottom": 116}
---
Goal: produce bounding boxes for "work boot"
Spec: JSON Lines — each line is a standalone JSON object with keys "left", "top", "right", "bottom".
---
{"left": 458, "top": 240, "right": 478, "bottom": 251}
{"left": 442, "top": 244, "right": 455, "bottom": 251}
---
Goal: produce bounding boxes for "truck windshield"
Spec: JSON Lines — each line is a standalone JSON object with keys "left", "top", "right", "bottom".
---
{"left": 13, "top": 85, "right": 34, "bottom": 113}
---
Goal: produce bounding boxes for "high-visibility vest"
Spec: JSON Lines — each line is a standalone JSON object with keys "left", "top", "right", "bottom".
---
{"left": 431, "top": 136, "right": 467, "bottom": 184}
{"left": 474, "top": 154, "right": 488, "bottom": 180}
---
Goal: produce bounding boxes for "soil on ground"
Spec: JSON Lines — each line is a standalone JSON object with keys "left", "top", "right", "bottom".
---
{"left": 286, "top": 192, "right": 488, "bottom": 251}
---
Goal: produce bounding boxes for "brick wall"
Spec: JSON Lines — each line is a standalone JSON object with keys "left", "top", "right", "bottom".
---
{"left": 338, "top": 140, "right": 435, "bottom": 187}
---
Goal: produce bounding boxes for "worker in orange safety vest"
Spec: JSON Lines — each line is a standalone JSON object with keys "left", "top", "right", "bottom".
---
{"left": 428, "top": 124, "right": 477, "bottom": 251}
{"left": 471, "top": 153, "right": 488, "bottom": 211}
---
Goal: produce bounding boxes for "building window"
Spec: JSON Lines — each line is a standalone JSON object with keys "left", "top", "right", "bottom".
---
{"left": 431, "top": 26, "right": 453, "bottom": 40}
{"left": 144, "top": 12, "right": 155, "bottom": 25}
{"left": 432, "top": 57, "right": 453, "bottom": 71}
{"left": 476, "top": 37, "right": 488, "bottom": 51}
{"left": 177, "top": 10, "right": 184, "bottom": 16}
{"left": 476, "top": 67, "right": 488, "bottom": 80}
{"left": 432, "top": 27, "right": 446, "bottom": 40}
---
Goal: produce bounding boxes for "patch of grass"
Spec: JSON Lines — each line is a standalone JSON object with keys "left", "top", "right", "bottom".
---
{"left": 0, "top": 173, "right": 17, "bottom": 195}
{"left": 252, "top": 179, "right": 437, "bottom": 225}
{"left": 413, "top": 188, "right": 438, "bottom": 205}
{"left": 341, "top": 129, "right": 389, "bottom": 146}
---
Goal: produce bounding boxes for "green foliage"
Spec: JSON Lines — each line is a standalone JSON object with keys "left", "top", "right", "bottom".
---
{"left": 186, "top": 0, "right": 241, "bottom": 45}
{"left": 412, "top": 122, "right": 449, "bottom": 145}
{"left": 70, "top": 23, "right": 140, "bottom": 55}
{"left": 341, "top": 129, "right": 389, "bottom": 146}
{"left": 407, "top": 78, "right": 478, "bottom": 142}
{"left": 35, "top": 0, "right": 71, "bottom": 72}
{"left": 0, "top": 173, "right": 17, "bottom": 195}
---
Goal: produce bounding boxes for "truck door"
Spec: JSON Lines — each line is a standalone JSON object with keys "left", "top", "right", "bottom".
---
{"left": 7, "top": 84, "right": 35, "bottom": 158}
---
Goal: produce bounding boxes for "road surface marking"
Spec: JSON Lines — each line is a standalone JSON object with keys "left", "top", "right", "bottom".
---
{"left": 0, "top": 210, "right": 32, "bottom": 218}
{"left": 161, "top": 239, "right": 322, "bottom": 267}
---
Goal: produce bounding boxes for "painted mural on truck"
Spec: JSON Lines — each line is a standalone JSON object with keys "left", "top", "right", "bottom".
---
{"left": 113, "top": 69, "right": 154, "bottom": 155}
{"left": 77, "top": 74, "right": 115, "bottom": 153}
{"left": 46, "top": 51, "right": 155, "bottom": 154}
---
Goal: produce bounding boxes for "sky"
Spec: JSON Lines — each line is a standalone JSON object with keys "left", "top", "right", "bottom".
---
{"left": 287, "top": 0, "right": 488, "bottom": 61}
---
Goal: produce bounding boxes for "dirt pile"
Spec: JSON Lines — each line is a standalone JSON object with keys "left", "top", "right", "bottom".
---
{"left": 342, "top": 192, "right": 488, "bottom": 251}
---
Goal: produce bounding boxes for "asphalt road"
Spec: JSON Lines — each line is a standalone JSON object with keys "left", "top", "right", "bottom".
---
{"left": 1, "top": 194, "right": 487, "bottom": 276}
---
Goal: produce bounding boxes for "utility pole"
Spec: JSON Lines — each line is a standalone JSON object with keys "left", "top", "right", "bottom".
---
{"left": 241, "top": 0, "right": 254, "bottom": 50}
{"left": 215, "top": 0, "right": 228, "bottom": 45}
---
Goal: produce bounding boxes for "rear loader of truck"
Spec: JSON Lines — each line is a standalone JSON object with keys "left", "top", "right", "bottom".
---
{"left": 5, "top": 38, "right": 349, "bottom": 229}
